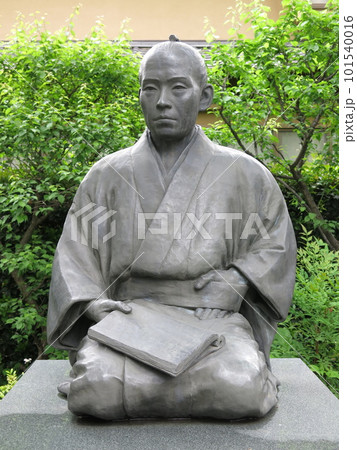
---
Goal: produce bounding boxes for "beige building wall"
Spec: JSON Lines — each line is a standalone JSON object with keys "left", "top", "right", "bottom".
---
{"left": 0, "top": 0, "right": 282, "bottom": 41}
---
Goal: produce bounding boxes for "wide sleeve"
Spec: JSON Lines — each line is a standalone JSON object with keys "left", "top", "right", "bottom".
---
{"left": 229, "top": 164, "right": 297, "bottom": 363}
{"left": 47, "top": 174, "right": 110, "bottom": 350}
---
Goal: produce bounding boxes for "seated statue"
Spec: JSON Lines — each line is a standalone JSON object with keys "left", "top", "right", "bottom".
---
{"left": 47, "top": 40, "right": 296, "bottom": 420}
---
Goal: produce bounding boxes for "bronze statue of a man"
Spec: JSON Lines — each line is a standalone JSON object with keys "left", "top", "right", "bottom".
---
{"left": 47, "top": 41, "right": 296, "bottom": 420}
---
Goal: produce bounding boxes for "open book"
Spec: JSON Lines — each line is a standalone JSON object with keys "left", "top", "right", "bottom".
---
{"left": 88, "top": 302, "right": 225, "bottom": 377}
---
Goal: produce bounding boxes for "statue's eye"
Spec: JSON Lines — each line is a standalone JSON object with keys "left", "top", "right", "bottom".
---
{"left": 143, "top": 85, "right": 156, "bottom": 91}
{"left": 173, "top": 85, "right": 186, "bottom": 91}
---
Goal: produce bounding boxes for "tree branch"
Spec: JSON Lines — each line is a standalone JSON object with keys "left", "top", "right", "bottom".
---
{"left": 218, "top": 108, "right": 247, "bottom": 152}
{"left": 276, "top": 177, "right": 306, "bottom": 205}
{"left": 271, "top": 143, "right": 287, "bottom": 161}
{"left": 19, "top": 206, "right": 49, "bottom": 247}
{"left": 290, "top": 108, "right": 325, "bottom": 170}
{"left": 275, "top": 173, "right": 294, "bottom": 181}
{"left": 289, "top": 166, "right": 339, "bottom": 250}
{"left": 9, "top": 205, "right": 52, "bottom": 303}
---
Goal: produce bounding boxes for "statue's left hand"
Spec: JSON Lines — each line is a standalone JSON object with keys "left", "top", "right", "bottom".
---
{"left": 194, "top": 267, "right": 249, "bottom": 320}
{"left": 194, "top": 267, "right": 248, "bottom": 290}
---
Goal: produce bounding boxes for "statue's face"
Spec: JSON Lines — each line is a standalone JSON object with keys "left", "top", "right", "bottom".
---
{"left": 139, "top": 49, "right": 203, "bottom": 143}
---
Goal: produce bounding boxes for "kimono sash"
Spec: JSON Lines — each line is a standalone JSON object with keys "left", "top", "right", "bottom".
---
{"left": 114, "top": 277, "right": 243, "bottom": 312}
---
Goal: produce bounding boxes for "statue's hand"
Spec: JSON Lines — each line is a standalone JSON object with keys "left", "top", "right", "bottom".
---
{"left": 195, "top": 266, "right": 248, "bottom": 298}
{"left": 85, "top": 299, "right": 131, "bottom": 323}
{"left": 194, "top": 267, "right": 249, "bottom": 320}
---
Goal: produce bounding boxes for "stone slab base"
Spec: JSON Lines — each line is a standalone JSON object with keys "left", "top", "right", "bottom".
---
{"left": 0, "top": 358, "right": 338, "bottom": 449}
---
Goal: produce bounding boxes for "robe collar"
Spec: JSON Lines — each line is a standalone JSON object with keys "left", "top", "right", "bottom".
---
{"left": 131, "top": 126, "right": 213, "bottom": 215}
{"left": 147, "top": 126, "right": 199, "bottom": 190}
{"left": 130, "top": 126, "right": 217, "bottom": 275}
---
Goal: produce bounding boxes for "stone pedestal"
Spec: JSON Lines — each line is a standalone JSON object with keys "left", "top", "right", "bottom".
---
{"left": 0, "top": 358, "right": 338, "bottom": 449}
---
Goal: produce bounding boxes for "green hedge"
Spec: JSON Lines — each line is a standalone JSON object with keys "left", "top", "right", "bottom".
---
{"left": 0, "top": 17, "right": 145, "bottom": 381}
{"left": 271, "top": 227, "right": 339, "bottom": 395}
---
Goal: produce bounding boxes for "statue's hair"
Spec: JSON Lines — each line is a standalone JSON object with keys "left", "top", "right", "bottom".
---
{"left": 139, "top": 41, "right": 208, "bottom": 88}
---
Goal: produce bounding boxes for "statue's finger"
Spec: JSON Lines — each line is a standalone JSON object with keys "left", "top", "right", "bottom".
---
{"left": 95, "top": 299, "right": 115, "bottom": 310}
{"left": 113, "top": 301, "right": 132, "bottom": 313}
{"left": 211, "top": 309, "right": 221, "bottom": 318}
{"left": 194, "top": 272, "right": 215, "bottom": 290}
{"left": 201, "top": 308, "right": 212, "bottom": 320}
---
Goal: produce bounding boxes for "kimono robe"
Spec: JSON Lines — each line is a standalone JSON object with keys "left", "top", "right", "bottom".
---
{"left": 47, "top": 126, "right": 296, "bottom": 420}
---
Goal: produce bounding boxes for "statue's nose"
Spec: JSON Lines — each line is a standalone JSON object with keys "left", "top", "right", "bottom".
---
{"left": 157, "top": 88, "right": 171, "bottom": 108}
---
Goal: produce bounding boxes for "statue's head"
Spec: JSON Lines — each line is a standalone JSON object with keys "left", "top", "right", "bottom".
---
{"left": 139, "top": 41, "right": 213, "bottom": 143}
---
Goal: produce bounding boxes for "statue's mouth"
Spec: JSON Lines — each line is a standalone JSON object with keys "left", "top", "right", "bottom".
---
{"left": 155, "top": 117, "right": 175, "bottom": 121}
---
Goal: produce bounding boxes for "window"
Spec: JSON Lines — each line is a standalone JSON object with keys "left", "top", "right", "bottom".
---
{"left": 277, "top": 130, "right": 328, "bottom": 160}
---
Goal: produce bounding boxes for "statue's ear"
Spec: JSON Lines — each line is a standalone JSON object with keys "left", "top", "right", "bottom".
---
{"left": 199, "top": 84, "right": 214, "bottom": 111}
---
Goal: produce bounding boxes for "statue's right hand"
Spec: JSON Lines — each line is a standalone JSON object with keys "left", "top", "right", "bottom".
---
{"left": 85, "top": 299, "right": 132, "bottom": 323}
